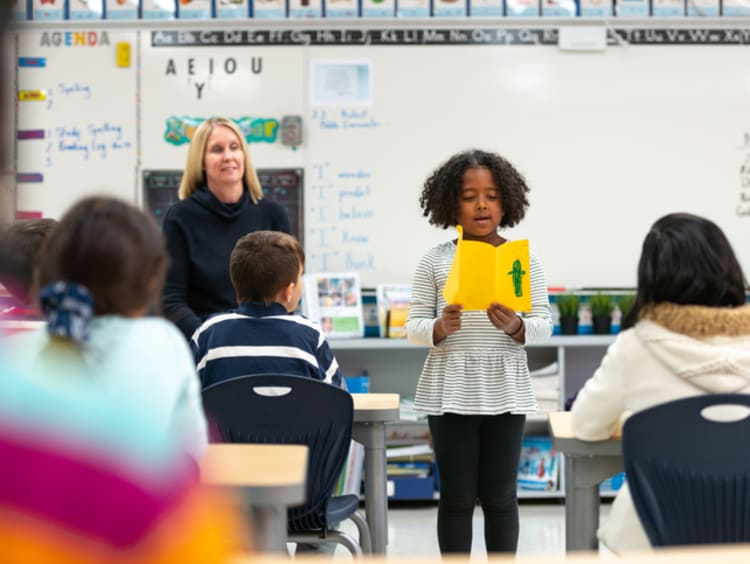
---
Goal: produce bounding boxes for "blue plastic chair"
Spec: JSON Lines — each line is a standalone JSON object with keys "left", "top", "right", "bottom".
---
{"left": 201, "top": 374, "right": 371, "bottom": 556}
{"left": 623, "top": 394, "right": 750, "bottom": 546}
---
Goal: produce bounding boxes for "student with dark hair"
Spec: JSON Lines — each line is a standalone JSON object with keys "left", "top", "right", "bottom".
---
{"left": 11, "top": 196, "right": 207, "bottom": 463}
{"left": 162, "top": 117, "right": 290, "bottom": 340}
{"left": 405, "top": 149, "right": 553, "bottom": 555}
{"left": 572, "top": 212, "right": 750, "bottom": 553}
{"left": 0, "top": 218, "right": 57, "bottom": 319}
{"left": 191, "top": 230, "right": 342, "bottom": 389}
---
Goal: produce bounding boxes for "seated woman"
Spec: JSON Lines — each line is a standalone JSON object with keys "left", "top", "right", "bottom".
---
{"left": 571, "top": 212, "right": 750, "bottom": 553}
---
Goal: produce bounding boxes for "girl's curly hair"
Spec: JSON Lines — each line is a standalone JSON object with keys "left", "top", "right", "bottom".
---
{"left": 419, "top": 149, "right": 530, "bottom": 229}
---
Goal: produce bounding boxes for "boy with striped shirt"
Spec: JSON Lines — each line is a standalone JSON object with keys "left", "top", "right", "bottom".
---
{"left": 191, "top": 230, "right": 342, "bottom": 389}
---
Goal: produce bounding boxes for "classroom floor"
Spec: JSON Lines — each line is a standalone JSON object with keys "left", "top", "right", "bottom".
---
{"left": 326, "top": 500, "right": 614, "bottom": 559}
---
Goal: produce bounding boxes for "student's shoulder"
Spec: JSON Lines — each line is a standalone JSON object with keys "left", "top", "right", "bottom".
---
{"left": 283, "top": 313, "right": 323, "bottom": 334}
{"left": 191, "top": 310, "right": 248, "bottom": 343}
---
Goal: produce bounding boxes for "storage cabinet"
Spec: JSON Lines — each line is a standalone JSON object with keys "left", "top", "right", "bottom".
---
{"left": 331, "top": 335, "right": 616, "bottom": 499}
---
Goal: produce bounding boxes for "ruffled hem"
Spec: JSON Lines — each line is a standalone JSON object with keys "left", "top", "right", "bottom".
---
{"left": 413, "top": 349, "right": 537, "bottom": 415}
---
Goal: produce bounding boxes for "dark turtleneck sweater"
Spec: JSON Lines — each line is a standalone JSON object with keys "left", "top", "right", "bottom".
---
{"left": 162, "top": 185, "right": 290, "bottom": 340}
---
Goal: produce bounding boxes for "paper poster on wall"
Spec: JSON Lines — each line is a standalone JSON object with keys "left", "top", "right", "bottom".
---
{"left": 32, "top": 0, "right": 65, "bottom": 20}
{"left": 398, "top": 0, "right": 429, "bottom": 17}
{"left": 69, "top": 0, "right": 104, "bottom": 19}
{"left": 469, "top": 0, "right": 502, "bottom": 17}
{"left": 324, "top": 0, "right": 358, "bottom": 17}
{"left": 13, "top": 0, "right": 30, "bottom": 20}
{"left": 289, "top": 0, "right": 322, "bottom": 17}
{"left": 215, "top": 0, "right": 249, "bottom": 18}
{"left": 177, "top": 0, "right": 212, "bottom": 17}
{"left": 142, "top": 0, "right": 176, "bottom": 18}
{"left": 361, "top": 0, "right": 394, "bottom": 17}
{"left": 253, "top": 0, "right": 286, "bottom": 18}
{"left": 310, "top": 59, "right": 372, "bottom": 107}
{"left": 105, "top": 0, "right": 139, "bottom": 18}
{"left": 433, "top": 0, "right": 466, "bottom": 17}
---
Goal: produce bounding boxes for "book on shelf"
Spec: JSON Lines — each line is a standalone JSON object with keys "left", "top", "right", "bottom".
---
{"left": 517, "top": 436, "right": 559, "bottom": 492}
{"left": 386, "top": 443, "right": 433, "bottom": 463}
{"left": 333, "top": 440, "right": 364, "bottom": 496}
{"left": 376, "top": 283, "right": 411, "bottom": 338}
{"left": 302, "top": 272, "right": 364, "bottom": 339}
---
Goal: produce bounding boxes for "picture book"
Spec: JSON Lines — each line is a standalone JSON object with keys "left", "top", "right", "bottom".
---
{"left": 443, "top": 225, "right": 531, "bottom": 312}
{"left": 517, "top": 436, "right": 559, "bottom": 491}
{"left": 376, "top": 284, "right": 411, "bottom": 338}
{"left": 302, "top": 272, "right": 364, "bottom": 339}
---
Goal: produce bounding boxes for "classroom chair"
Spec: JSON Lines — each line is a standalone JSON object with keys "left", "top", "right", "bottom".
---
{"left": 623, "top": 393, "right": 750, "bottom": 546}
{"left": 201, "top": 374, "right": 372, "bottom": 557}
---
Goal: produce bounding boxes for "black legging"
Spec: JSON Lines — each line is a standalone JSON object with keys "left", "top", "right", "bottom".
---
{"left": 428, "top": 412, "right": 526, "bottom": 554}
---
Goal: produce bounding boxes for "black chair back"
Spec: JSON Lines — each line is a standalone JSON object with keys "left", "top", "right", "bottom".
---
{"left": 623, "top": 393, "right": 750, "bottom": 546}
{"left": 202, "top": 374, "right": 354, "bottom": 532}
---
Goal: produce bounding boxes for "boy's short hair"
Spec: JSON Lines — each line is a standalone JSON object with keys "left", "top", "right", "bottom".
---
{"left": 0, "top": 218, "right": 58, "bottom": 303}
{"left": 230, "top": 231, "right": 305, "bottom": 305}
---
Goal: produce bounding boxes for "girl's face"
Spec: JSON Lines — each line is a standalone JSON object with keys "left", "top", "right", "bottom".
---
{"left": 455, "top": 166, "right": 503, "bottom": 244}
{"left": 203, "top": 125, "right": 245, "bottom": 192}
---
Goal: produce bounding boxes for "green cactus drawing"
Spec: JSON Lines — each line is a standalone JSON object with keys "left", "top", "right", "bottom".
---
{"left": 507, "top": 259, "right": 526, "bottom": 298}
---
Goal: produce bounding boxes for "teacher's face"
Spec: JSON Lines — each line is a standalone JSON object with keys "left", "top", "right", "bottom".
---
{"left": 203, "top": 125, "right": 245, "bottom": 192}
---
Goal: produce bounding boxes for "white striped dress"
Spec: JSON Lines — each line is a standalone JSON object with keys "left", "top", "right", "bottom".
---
{"left": 405, "top": 240, "right": 553, "bottom": 416}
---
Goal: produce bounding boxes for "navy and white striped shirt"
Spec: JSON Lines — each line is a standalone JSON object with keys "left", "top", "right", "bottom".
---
{"left": 191, "top": 301, "right": 342, "bottom": 389}
{"left": 406, "top": 240, "right": 553, "bottom": 416}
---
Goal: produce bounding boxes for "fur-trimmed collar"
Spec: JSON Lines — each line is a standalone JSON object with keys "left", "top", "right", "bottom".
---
{"left": 641, "top": 302, "right": 750, "bottom": 339}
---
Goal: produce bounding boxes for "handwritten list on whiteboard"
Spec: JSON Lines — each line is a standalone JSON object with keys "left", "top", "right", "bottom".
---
{"left": 15, "top": 30, "right": 137, "bottom": 219}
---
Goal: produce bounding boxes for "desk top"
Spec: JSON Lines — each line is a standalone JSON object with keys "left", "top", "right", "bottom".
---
{"left": 353, "top": 393, "right": 400, "bottom": 423}
{"left": 548, "top": 411, "right": 622, "bottom": 457}
{"left": 201, "top": 444, "right": 307, "bottom": 505}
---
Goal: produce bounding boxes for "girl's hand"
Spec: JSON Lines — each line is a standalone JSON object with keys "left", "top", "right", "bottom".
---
{"left": 487, "top": 302, "right": 522, "bottom": 334}
{"left": 434, "top": 304, "right": 462, "bottom": 344}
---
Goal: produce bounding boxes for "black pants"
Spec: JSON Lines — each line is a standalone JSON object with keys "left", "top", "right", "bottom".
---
{"left": 428, "top": 412, "right": 526, "bottom": 554}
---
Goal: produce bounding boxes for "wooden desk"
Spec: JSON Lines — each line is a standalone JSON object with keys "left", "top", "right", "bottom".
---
{"left": 548, "top": 411, "right": 623, "bottom": 552}
{"left": 352, "top": 392, "right": 400, "bottom": 554}
{"left": 201, "top": 443, "right": 308, "bottom": 553}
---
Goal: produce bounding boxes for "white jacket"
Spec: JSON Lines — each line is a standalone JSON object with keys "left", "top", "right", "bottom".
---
{"left": 571, "top": 303, "right": 750, "bottom": 553}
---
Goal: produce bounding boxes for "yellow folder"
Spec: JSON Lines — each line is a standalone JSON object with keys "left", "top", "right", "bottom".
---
{"left": 443, "top": 226, "right": 532, "bottom": 312}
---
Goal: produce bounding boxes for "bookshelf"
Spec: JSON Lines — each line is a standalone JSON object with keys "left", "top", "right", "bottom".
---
{"left": 331, "top": 335, "right": 617, "bottom": 500}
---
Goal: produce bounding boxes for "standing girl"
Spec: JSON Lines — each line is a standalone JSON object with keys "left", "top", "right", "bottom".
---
{"left": 406, "top": 150, "right": 553, "bottom": 555}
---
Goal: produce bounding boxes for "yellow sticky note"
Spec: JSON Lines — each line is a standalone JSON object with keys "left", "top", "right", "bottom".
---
{"left": 17, "top": 90, "right": 46, "bottom": 102}
{"left": 116, "top": 42, "right": 131, "bottom": 68}
{"left": 443, "top": 225, "right": 532, "bottom": 312}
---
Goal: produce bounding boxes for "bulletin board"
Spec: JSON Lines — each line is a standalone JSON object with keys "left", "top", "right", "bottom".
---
{"left": 12, "top": 25, "right": 750, "bottom": 288}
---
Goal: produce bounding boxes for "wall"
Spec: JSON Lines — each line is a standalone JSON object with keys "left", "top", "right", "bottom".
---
{"left": 12, "top": 23, "right": 750, "bottom": 286}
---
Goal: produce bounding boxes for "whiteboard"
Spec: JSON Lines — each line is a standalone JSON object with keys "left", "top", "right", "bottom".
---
{"left": 303, "top": 43, "right": 750, "bottom": 288}
{"left": 14, "top": 29, "right": 138, "bottom": 219}
{"left": 13, "top": 25, "right": 750, "bottom": 288}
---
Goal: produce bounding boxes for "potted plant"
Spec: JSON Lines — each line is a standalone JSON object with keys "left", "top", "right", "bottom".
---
{"left": 556, "top": 293, "right": 580, "bottom": 335}
{"left": 618, "top": 293, "right": 636, "bottom": 325}
{"left": 590, "top": 293, "right": 615, "bottom": 335}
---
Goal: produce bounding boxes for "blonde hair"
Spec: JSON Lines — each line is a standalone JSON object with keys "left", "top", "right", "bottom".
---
{"left": 177, "top": 117, "right": 263, "bottom": 203}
